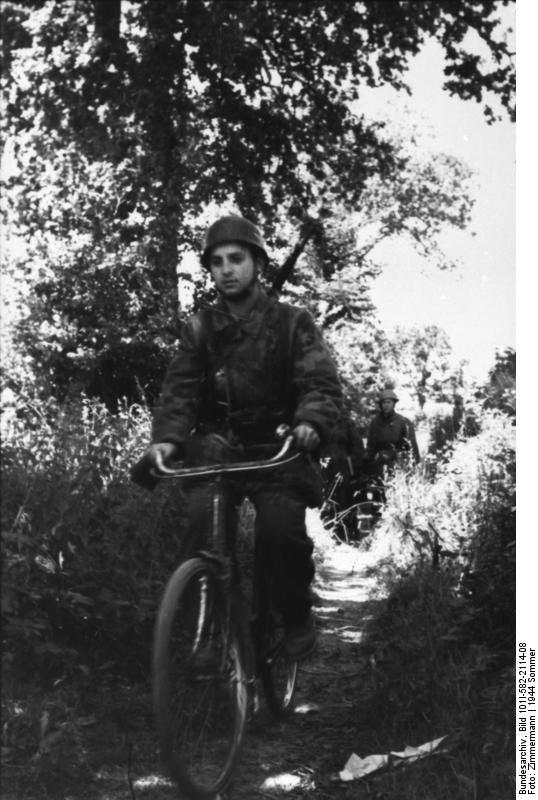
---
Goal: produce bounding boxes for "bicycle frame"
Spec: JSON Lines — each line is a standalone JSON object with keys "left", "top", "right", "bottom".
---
{"left": 151, "top": 430, "right": 301, "bottom": 603}
{"left": 151, "top": 431, "right": 301, "bottom": 665}
{"left": 151, "top": 431, "right": 306, "bottom": 796}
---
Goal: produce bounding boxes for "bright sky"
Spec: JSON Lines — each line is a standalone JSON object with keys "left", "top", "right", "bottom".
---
{"left": 361, "top": 20, "right": 515, "bottom": 382}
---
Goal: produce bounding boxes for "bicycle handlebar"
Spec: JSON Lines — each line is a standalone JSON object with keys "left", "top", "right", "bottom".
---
{"left": 150, "top": 434, "right": 301, "bottom": 480}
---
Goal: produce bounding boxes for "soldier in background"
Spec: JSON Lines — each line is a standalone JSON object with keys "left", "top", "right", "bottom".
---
{"left": 366, "top": 389, "right": 420, "bottom": 472}
{"left": 139, "top": 215, "right": 342, "bottom": 659}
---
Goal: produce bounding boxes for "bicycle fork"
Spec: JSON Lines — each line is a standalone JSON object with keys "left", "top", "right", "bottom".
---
{"left": 192, "top": 479, "right": 252, "bottom": 689}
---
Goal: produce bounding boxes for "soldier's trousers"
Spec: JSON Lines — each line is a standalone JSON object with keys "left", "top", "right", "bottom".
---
{"left": 181, "top": 480, "right": 315, "bottom": 625}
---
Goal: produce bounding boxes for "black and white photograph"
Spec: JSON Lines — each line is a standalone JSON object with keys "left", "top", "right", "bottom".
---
{"left": 1, "top": 1, "right": 519, "bottom": 798}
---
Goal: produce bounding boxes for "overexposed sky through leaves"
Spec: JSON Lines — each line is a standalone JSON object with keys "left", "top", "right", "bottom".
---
{"left": 360, "top": 21, "right": 515, "bottom": 382}
{"left": 1, "top": 6, "right": 516, "bottom": 386}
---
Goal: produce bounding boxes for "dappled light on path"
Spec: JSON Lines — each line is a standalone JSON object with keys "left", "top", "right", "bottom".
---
{"left": 132, "top": 775, "right": 174, "bottom": 790}
{"left": 260, "top": 770, "right": 315, "bottom": 792}
{"left": 229, "top": 538, "right": 388, "bottom": 798}
{"left": 314, "top": 543, "right": 386, "bottom": 649}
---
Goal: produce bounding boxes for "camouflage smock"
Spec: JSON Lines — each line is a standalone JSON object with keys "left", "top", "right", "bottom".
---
{"left": 366, "top": 411, "right": 420, "bottom": 463}
{"left": 152, "top": 288, "right": 342, "bottom": 451}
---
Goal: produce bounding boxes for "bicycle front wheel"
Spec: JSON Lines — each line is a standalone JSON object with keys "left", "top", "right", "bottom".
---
{"left": 153, "top": 558, "right": 248, "bottom": 799}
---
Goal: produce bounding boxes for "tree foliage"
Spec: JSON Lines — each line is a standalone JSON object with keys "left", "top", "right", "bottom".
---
{"left": 1, "top": 0, "right": 514, "bottom": 400}
{"left": 272, "top": 121, "right": 475, "bottom": 330}
{"left": 383, "top": 324, "right": 463, "bottom": 409}
{"left": 482, "top": 346, "right": 515, "bottom": 416}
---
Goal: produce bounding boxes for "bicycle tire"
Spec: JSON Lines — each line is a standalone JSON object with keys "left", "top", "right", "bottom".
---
{"left": 258, "top": 606, "right": 298, "bottom": 719}
{"left": 153, "top": 558, "right": 248, "bottom": 799}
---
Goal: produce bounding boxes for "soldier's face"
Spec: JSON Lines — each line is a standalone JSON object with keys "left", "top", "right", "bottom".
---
{"left": 209, "top": 242, "right": 258, "bottom": 298}
{"left": 381, "top": 399, "right": 395, "bottom": 414}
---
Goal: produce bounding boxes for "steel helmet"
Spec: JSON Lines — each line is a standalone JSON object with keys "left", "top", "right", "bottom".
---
{"left": 379, "top": 389, "right": 399, "bottom": 402}
{"left": 201, "top": 215, "right": 269, "bottom": 270}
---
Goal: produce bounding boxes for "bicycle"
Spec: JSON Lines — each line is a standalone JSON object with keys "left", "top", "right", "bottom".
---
{"left": 320, "top": 472, "right": 356, "bottom": 544}
{"left": 352, "top": 475, "right": 385, "bottom": 538}
{"left": 148, "top": 428, "right": 302, "bottom": 799}
{"left": 321, "top": 473, "right": 385, "bottom": 543}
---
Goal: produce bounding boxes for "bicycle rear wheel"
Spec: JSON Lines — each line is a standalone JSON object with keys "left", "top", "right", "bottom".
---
{"left": 258, "top": 605, "right": 298, "bottom": 719}
{"left": 153, "top": 558, "right": 248, "bottom": 799}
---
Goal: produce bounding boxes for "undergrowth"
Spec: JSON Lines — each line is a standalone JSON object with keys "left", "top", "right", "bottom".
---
{"left": 1, "top": 394, "right": 188, "bottom": 783}
{"left": 357, "top": 410, "right": 515, "bottom": 799}
{"left": 1, "top": 396, "right": 515, "bottom": 796}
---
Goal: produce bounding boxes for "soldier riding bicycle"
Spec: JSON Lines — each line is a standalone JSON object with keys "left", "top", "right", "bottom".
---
{"left": 134, "top": 215, "right": 343, "bottom": 661}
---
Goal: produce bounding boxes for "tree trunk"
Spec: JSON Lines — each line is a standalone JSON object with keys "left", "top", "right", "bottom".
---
{"left": 94, "top": 0, "right": 121, "bottom": 57}
{"left": 139, "top": 5, "right": 189, "bottom": 332}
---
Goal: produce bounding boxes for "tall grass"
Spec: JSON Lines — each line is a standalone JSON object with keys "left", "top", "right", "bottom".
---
{"left": 357, "top": 410, "right": 515, "bottom": 798}
{"left": 366, "top": 410, "right": 513, "bottom": 571}
{"left": 1, "top": 394, "right": 187, "bottom": 683}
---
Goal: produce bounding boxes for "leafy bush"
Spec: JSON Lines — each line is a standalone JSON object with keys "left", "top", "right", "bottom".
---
{"left": 483, "top": 347, "right": 516, "bottom": 417}
{"left": 359, "top": 409, "right": 515, "bottom": 796}
{"left": 1, "top": 392, "right": 186, "bottom": 685}
{"left": 365, "top": 409, "right": 514, "bottom": 575}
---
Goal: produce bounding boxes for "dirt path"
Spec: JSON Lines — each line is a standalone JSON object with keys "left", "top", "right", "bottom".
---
{"left": 92, "top": 542, "right": 385, "bottom": 800}
{"left": 228, "top": 544, "right": 384, "bottom": 800}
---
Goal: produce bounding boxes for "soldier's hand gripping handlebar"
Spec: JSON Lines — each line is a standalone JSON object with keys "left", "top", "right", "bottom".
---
{"left": 130, "top": 426, "right": 303, "bottom": 488}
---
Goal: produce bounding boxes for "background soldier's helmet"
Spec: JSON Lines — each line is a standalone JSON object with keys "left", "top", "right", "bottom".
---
{"left": 379, "top": 389, "right": 399, "bottom": 403}
{"left": 201, "top": 215, "right": 269, "bottom": 269}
